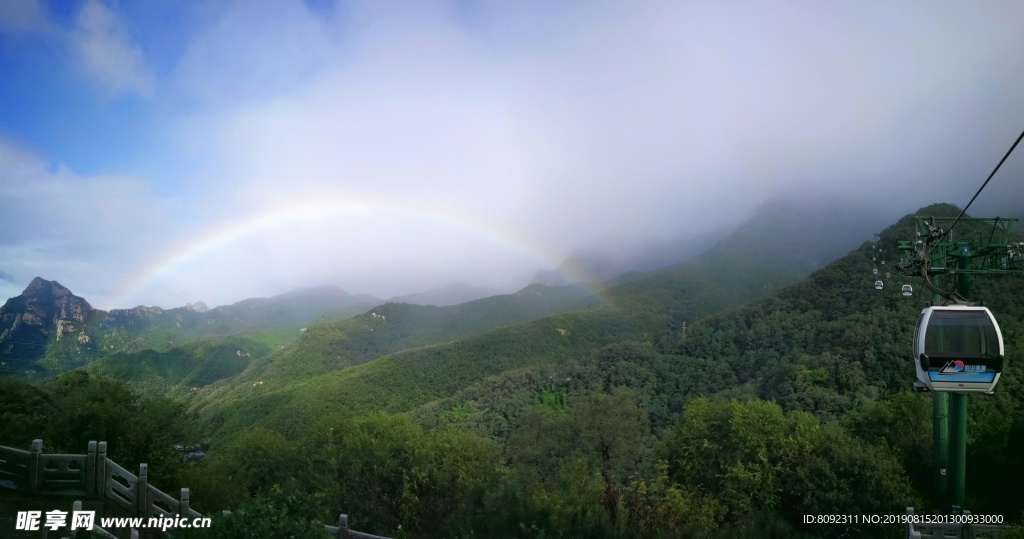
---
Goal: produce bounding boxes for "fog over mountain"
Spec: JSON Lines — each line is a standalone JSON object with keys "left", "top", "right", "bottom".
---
{"left": 1, "top": 0, "right": 1022, "bottom": 309}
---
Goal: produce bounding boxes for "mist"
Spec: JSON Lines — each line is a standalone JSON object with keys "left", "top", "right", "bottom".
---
{"left": 1, "top": 0, "right": 1022, "bottom": 309}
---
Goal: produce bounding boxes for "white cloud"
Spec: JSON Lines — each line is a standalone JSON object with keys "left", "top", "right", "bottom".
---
{"left": 142, "top": 1, "right": 1015, "bottom": 306}
{"left": 70, "top": 0, "right": 155, "bottom": 97}
{"left": 0, "top": 140, "right": 183, "bottom": 308}
{"left": 174, "top": 1, "right": 1024, "bottom": 250}
{"left": 6, "top": 0, "right": 1024, "bottom": 309}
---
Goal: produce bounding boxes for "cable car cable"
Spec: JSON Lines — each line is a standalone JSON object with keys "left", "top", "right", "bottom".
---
{"left": 942, "top": 128, "right": 1024, "bottom": 240}
{"left": 913, "top": 129, "right": 1023, "bottom": 301}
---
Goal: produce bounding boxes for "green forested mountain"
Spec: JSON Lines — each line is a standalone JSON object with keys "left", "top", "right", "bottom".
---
{"left": 86, "top": 285, "right": 380, "bottom": 357}
{"left": 535, "top": 197, "right": 886, "bottom": 289}
{"left": 185, "top": 283, "right": 603, "bottom": 418}
{"left": 0, "top": 283, "right": 379, "bottom": 376}
{"left": 4, "top": 203, "right": 1023, "bottom": 539}
{"left": 0, "top": 278, "right": 103, "bottom": 374}
{"left": 185, "top": 203, "right": 1021, "bottom": 537}
{"left": 183, "top": 199, "right": 881, "bottom": 438}
{"left": 603, "top": 197, "right": 890, "bottom": 343}
{"left": 196, "top": 308, "right": 635, "bottom": 438}
{"left": 684, "top": 197, "right": 887, "bottom": 294}
{"left": 83, "top": 331, "right": 294, "bottom": 394}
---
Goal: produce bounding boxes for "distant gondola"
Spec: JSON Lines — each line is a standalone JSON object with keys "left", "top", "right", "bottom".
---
{"left": 913, "top": 305, "right": 1004, "bottom": 393}
{"left": 901, "top": 284, "right": 913, "bottom": 297}
{"left": 874, "top": 280, "right": 883, "bottom": 290}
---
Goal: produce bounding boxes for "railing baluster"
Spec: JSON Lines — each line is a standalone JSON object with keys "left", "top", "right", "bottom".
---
{"left": 138, "top": 463, "right": 149, "bottom": 517}
{"left": 86, "top": 441, "right": 97, "bottom": 495}
{"left": 181, "top": 487, "right": 190, "bottom": 521}
{"left": 96, "top": 442, "right": 107, "bottom": 497}
{"left": 338, "top": 513, "right": 349, "bottom": 539}
{"left": 29, "top": 439, "right": 42, "bottom": 492}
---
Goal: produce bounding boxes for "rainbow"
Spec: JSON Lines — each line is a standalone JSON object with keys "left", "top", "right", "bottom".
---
{"left": 111, "top": 195, "right": 604, "bottom": 309}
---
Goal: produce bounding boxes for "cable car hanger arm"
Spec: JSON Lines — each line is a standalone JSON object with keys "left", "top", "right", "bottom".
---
{"left": 918, "top": 244, "right": 969, "bottom": 304}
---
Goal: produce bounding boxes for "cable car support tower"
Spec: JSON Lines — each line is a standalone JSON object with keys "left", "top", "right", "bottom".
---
{"left": 894, "top": 128, "right": 1024, "bottom": 515}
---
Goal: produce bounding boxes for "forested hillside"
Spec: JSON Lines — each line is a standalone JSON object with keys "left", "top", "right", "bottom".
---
{"left": 83, "top": 331, "right": 295, "bottom": 394}
{"left": 182, "top": 200, "right": 876, "bottom": 439}
{"left": 3, "top": 204, "right": 1023, "bottom": 539}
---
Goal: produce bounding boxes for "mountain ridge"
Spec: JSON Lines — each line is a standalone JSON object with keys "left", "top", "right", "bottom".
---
{"left": 0, "top": 280, "right": 381, "bottom": 374}
{"left": 386, "top": 282, "right": 502, "bottom": 306}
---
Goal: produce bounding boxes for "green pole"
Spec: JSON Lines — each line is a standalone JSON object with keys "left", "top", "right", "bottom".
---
{"left": 948, "top": 256, "right": 971, "bottom": 511}
{"left": 931, "top": 281, "right": 949, "bottom": 512}
{"left": 933, "top": 392, "right": 949, "bottom": 511}
{"left": 949, "top": 393, "right": 967, "bottom": 509}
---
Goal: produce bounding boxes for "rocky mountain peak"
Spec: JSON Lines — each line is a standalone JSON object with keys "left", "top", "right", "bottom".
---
{"left": 15, "top": 277, "right": 93, "bottom": 317}
{"left": 0, "top": 277, "right": 96, "bottom": 360}
{"left": 24, "top": 277, "right": 75, "bottom": 299}
{"left": 185, "top": 301, "right": 209, "bottom": 313}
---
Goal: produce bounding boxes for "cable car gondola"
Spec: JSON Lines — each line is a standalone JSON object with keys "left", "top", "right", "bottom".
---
{"left": 913, "top": 305, "right": 1004, "bottom": 393}
{"left": 874, "top": 280, "right": 883, "bottom": 290}
{"left": 901, "top": 284, "right": 913, "bottom": 297}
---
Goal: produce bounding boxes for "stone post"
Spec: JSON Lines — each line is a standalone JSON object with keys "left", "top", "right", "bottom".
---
{"left": 29, "top": 439, "right": 42, "bottom": 492}
{"left": 96, "top": 442, "right": 107, "bottom": 497}
{"left": 181, "top": 487, "right": 190, "bottom": 519}
{"left": 86, "top": 441, "right": 97, "bottom": 495}
{"left": 137, "top": 463, "right": 149, "bottom": 517}
{"left": 337, "top": 513, "right": 349, "bottom": 539}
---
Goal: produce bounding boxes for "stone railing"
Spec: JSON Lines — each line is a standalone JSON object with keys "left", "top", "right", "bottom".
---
{"left": 1, "top": 439, "right": 390, "bottom": 538}
{"left": 1, "top": 439, "right": 198, "bottom": 538}
{"left": 325, "top": 514, "right": 394, "bottom": 539}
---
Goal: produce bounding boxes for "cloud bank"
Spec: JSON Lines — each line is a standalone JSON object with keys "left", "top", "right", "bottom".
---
{"left": 1, "top": 0, "right": 1023, "bottom": 309}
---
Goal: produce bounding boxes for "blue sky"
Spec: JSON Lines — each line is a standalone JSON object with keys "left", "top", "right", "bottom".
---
{"left": 1, "top": 0, "right": 1023, "bottom": 309}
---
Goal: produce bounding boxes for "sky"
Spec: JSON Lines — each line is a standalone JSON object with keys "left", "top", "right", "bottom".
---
{"left": 1, "top": 0, "right": 1023, "bottom": 310}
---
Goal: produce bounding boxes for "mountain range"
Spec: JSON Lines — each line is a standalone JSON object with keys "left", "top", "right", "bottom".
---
{"left": 4, "top": 200, "right": 1024, "bottom": 537}
{"left": 0, "top": 282, "right": 380, "bottom": 375}
{"left": 0, "top": 196, "right": 887, "bottom": 379}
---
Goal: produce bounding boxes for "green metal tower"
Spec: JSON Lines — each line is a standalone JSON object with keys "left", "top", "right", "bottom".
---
{"left": 897, "top": 215, "right": 1024, "bottom": 512}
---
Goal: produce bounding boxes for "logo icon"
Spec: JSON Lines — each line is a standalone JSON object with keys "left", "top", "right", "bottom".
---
{"left": 938, "top": 360, "right": 965, "bottom": 374}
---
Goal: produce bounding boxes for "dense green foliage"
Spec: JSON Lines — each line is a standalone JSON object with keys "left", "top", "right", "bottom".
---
{"left": 83, "top": 333, "right": 286, "bottom": 394}
{"left": 198, "top": 308, "right": 637, "bottom": 438}
{"left": 231, "top": 283, "right": 601, "bottom": 388}
{"left": 0, "top": 371, "right": 194, "bottom": 485}
{"left": 85, "top": 286, "right": 377, "bottom": 356}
